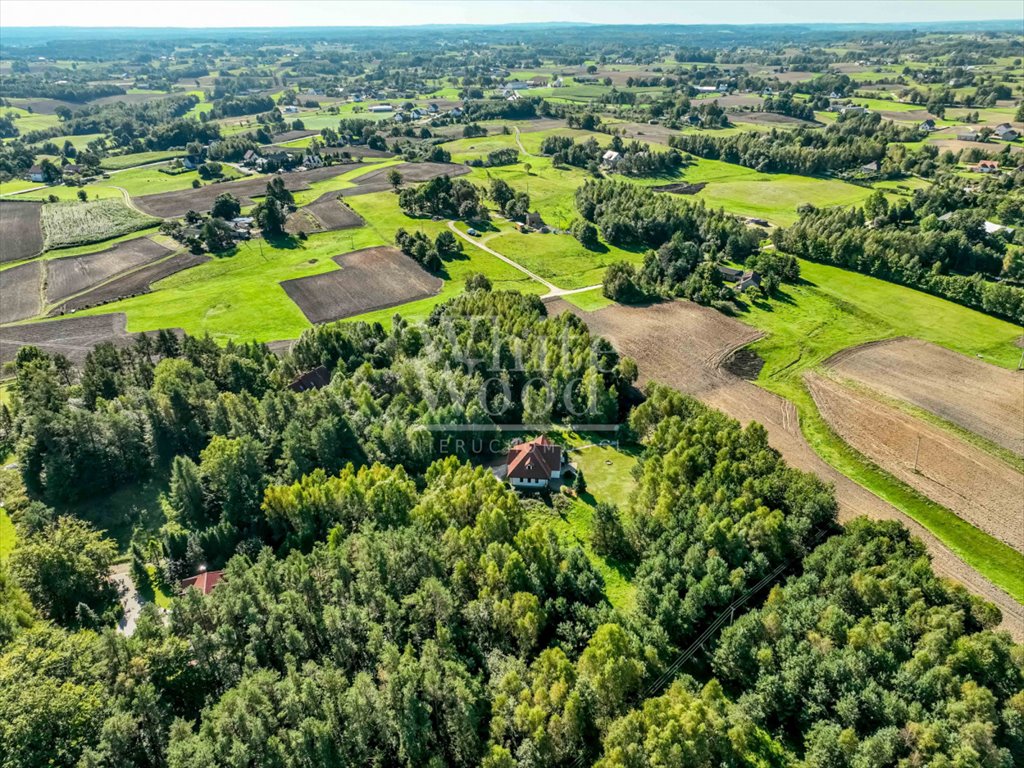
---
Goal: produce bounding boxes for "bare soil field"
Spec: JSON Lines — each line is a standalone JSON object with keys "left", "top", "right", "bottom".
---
{"left": 0, "top": 313, "right": 169, "bottom": 367}
{"left": 45, "top": 238, "right": 172, "bottom": 305}
{"left": 807, "top": 373, "right": 1024, "bottom": 552}
{"left": 271, "top": 129, "right": 319, "bottom": 143}
{"left": 12, "top": 97, "right": 78, "bottom": 114}
{"left": 651, "top": 182, "right": 707, "bottom": 195}
{"left": 875, "top": 108, "right": 937, "bottom": 122}
{"left": 132, "top": 173, "right": 308, "bottom": 217}
{"left": 0, "top": 261, "right": 43, "bottom": 324}
{"left": 828, "top": 338, "right": 1024, "bottom": 456}
{"left": 286, "top": 192, "right": 364, "bottom": 234}
{"left": 710, "top": 93, "right": 764, "bottom": 109}
{"left": 50, "top": 251, "right": 210, "bottom": 315}
{"left": 338, "top": 162, "right": 471, "bottom": 199}
{"left": 0, "top": 201, "right": 44, "bottom": 263}
{"left": 281, "top": 246, "right": 442, "bottom": 324}
{"left": 607, "top": 122, "right": 683, "bottom": 146}
{"left": 318, "top": 145, "right": 394, "bottom": 159}
{"left": 730, "top": 112, "right": 817, "bottom": 127}
{"left": 548, "top": 298, "right": 1024, "bottom": 637}
{"left": 929, "top": 139, "right": 1023, "bottom": 155}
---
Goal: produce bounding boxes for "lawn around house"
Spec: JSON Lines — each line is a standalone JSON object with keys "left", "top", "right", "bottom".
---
{"left": 737, "top": 257, "right": 1024, "bottom": 602}
{"left": 527, "top": 437, "right": 640, "bottom": 612}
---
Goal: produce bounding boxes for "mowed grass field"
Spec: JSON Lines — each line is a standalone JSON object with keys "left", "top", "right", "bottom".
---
{"left": 737, "top": 258, "right": 1024, "bottom": 602}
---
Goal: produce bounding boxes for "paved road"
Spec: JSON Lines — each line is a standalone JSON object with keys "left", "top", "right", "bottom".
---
{"left": 447, "top": 220, "right": 602, "bottom": 299}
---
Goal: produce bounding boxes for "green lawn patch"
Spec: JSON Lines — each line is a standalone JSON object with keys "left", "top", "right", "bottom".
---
{"left": 0, "top": 508, "right": 15, "bottom": 561}
{"left": 99, "top": 150, "right": 185, "bottom": 170}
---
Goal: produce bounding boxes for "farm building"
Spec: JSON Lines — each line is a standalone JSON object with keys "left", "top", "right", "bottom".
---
{"left": 289, "top": 365, "right": 331, "bottom": 392}
{"left": 525, "top": 211, "right": 545, "bottom": 228}
{"left": 994, "top": 123, "right": 1019, "bottom": 141}
{"left": 601, "top": 150, "right": 622, "bottom": 167}
{"left": 972, "top": 160, "right": 999, "bottom": 173}
{"left": 180, "top": 568, "right": 224, "bottom": 596}
{"left": 957, "top": 130, "right": 982, "bottom": 142}
{"left": 840, "top": 105, "right": 868, "bottom": 116}
{"left": 919, "top": 119, "right": 936, "bottom": 132}
{"left": 718, "top": 265, "right": 762, "bottom": 291}
{"left": 26, "top": 165, "right": 46, "bottom": 182}
{"left": 505, "top": 435, "right": 571, "bottom": 490}
{"left": 367, "top": 104, "right": 394, "bottom": 113}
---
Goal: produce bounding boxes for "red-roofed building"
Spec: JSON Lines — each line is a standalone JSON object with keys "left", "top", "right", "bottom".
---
{"left": 506, "top": 435, "right": 567, "bottom": 489}
{"left": 180, "top": 569, "right": 224, "bottom": 596}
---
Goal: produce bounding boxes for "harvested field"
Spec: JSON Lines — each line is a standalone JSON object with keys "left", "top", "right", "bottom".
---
{"left": 337, "top": 162, "right": 470, "bottom": 198}
{"left": 875, "top": 108, "right": 937, "bottom": 122}
{"left": 607, "top": 122, "right": 683, "bottom": 146}
{"left": 652, "top": 182, "right": 707, "bottom": 195}
{"left": 0, "top": 313, "right": 173, "bottom": 367}
{"left": 44, "top": 238, "right": 173, "bottom": 304}
{"left": 318, "top": 145, "right": 394, "bottom": 159}
{"left": 0, "top": 200, "right": 44, "bottom": 263}
{"left": 50, "top": 251, "right": 210, "bottom": 315}
{"left": 41, "top": 199, "right": 160, "bottom": 249}
{"left": 827, "top": 337, "right": 1024, "bottom": 456}
{"left": 281, "top": 246, "right": 442, "bottom": 324}
{"left": 0, "top": 261, "right": 43, "bottom": 323}
{"left": 285, "top": 191, "right": 364, "bottom": 234}
{"left": 929, "top": 139, "right": 1023, "bottom": 155}
{"left": 808, "top": 373, "right": 1024, "bottom": 552}
{"left": 271, "top": 129, "right": 319, "bottom": 143}
{"left": 132, "top": 162, "right": 403, "bottom": 217}
{"left": 133, "top": 175, "right": 305, "bottom": 218}
{"left": 730, "top": 112, "right": 817, "bottom": 127}
{"left": 548, "top": 298, "right": 1024, "bottom": 637}
{"left": 708, "top": 93, "right": 763, "bottom": 108}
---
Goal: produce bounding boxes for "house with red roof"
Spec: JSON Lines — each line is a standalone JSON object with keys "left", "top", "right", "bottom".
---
{"left": 180, "top": 568, "right": 224, "bottom": 596}
{"left": 505, "top": 435, "right": 570, "bottom": 490}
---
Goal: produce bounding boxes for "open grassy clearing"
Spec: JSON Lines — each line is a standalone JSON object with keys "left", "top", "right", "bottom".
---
{"left": 0, "top": 508, "right": 14, "bottom": 561}
{"left": 98, "top": 150, "right": 185, "bottom": 170}
{"left": 41, "top": 199, "right": 160, "bottom": 249}
{"left": 737, "top": 258, "right": 1024, "bottom": 602}
{"left": 527, "top": 436, "right": 640, "bottom": 612}
{"left": 485, "top": 229, "right": 641, "bottom": 289}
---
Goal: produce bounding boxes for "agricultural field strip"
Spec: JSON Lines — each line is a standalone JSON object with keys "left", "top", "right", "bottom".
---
{"left": 807, "top": 372, "right": 1024, "bottom": 553}
{"left": 552, "top": 299, "right": 1024, "bottom": 637}
{"left": 42, "top": 239, "right": 183, "bottom": 314}
{"left": 826, "top": 337, "right": 1024, "bottom": 458}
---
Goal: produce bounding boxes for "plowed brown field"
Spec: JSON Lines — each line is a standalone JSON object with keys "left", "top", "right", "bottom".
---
{"left": 807, "top": 373, "right": 1024, "bottom": 553}
{"left": 828, "top": 338, "right": 1024, "bottom": 456}
{"left": 548, "top": 298, "right": 1024, "bottom": 638}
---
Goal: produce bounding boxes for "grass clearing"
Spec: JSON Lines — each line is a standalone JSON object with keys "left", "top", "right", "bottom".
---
{"left": 41, "top": 199, "right": 160, "bottom": 249}
{"left": 99, "top": 150, "right": 185, "bottom": 170}
{"left": 528, "top": 436, "right": 640, "bottom": 612}
{"left": 737, "top": 258, "right": 1024, "bottom": 602}
{"left": 0, "top": 508, "right": 15, "bottom": 561}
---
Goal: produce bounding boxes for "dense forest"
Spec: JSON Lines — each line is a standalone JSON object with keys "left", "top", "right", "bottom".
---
{"left": 1, "top": 292, "right": 1020, "bottom": 767}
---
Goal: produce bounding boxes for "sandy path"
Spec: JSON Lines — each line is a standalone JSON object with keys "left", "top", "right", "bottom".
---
{"left": 549, "top": 299, "right": 1024, "bottom": 639}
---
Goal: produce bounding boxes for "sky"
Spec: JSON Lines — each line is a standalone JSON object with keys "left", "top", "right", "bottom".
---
{"left": 2, "top": 0, "right": 1022, "bottom": 28}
